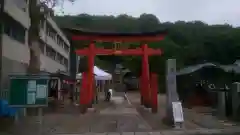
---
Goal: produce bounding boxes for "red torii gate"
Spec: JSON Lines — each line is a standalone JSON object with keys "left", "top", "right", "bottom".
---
{"left": 64, "top": 28, "right": 167, "bottom": 113}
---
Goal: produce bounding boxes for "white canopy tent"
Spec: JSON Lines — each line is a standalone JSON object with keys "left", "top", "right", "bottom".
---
{"left": 76, "top": 66, "right": 112, "bottom": 80}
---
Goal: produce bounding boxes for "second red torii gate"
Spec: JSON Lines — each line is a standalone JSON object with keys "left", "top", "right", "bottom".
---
{"left": 63, "top": 28, "right": 167, "bottom": 113}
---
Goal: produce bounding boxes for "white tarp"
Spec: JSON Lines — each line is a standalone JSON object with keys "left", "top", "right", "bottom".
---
{"left": 76, "top": 66, "right": 112, "bottom": 80}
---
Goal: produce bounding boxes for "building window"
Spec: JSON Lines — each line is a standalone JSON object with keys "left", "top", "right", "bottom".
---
{"left": 3, "top": 14, "right": 26, "bottom": 44}
{"left": 64, "top": 44, "right": 69, "bottom": 52}
{"left": 40, "top": 20, "right": 45, "bottom": 29}
{"left": 46, "top": 22, "right": 69, "bottom": 53}
{"left": 46, "top": 45, "right": 56, "bottom": 60}
{"left": 60, "top": 41, "right": 64, "bottom": 48}
{"left": 64, "top": 58, "right": 68, "bottom": 68}
{"left": 51, "top": 49, "right": 56, "bottom": 60}
{"left": 60, "top": 55, "right": 64, "bottom": 64}
{"left": 56, "top": 36, "right": 60, "bottom": 45}
{"left": 46, "top": 23, "right": 56, "bottom": 40}
{"left": 56, "top": 53, "right": 62, "bottom": 63}
{"left": 46, "top": 46, "right": 51, "bottom": 57}
{"left": 3, "top": 24, "right": 11, "bottom": 36}
{"left": 39, "top": 40, "right": 45, "bottom": 54}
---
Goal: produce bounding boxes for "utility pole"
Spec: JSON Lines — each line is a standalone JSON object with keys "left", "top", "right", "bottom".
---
{"left": 0, "top": 0, "right": 5, "bottom": 90}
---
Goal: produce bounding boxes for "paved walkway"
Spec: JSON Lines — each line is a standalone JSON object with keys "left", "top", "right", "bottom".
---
{"left": 54, "top": 128, "right": 240, "bottom": 135}
{"left": 1, "top": 92, "right": 240, "bottom": 135}
{"left": 1, "top": 93, "right": 152, "bottom": 135}
{"left": 126, "top": 92, "right": 240, "bottom": 130}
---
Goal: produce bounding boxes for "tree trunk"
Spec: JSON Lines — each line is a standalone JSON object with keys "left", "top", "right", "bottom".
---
{"left": 0, "top": 0, "right": 5, "bottom": 89}
{"left": 28, "top": 0, "right": 41, "bottom": 74}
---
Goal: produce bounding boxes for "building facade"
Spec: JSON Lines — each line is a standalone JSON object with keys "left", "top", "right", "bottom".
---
{"left": 39, "top": 4, "right": 70, "bottom": 72}
{"left": 1, "top": 0, "right": 70, "bottom": 89}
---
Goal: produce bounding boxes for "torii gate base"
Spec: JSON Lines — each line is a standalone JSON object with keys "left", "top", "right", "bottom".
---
{"left": 64, "top": 28, "right": 167, "bottom": 114}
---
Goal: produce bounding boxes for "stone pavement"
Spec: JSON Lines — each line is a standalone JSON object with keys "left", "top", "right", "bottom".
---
{"left": 1, "top": 92, "right": 240, "bottom": 135}
{"left": 0, "top": 93, "right": 152, "bottom": 135}
{"left": 55, "top": 128, "right": 240, "bottom": 135}
{"left": 125, "top": 92, "right": 240, "bottom": 130}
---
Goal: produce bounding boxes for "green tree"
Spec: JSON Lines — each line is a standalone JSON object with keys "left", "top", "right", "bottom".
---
{"left": 54, "top": 13, "right": 240, "bottom": 87}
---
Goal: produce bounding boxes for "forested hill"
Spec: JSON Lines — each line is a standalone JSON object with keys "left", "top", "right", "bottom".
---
{"left": 55, "top": 13, "right": 240, "bottom": 74}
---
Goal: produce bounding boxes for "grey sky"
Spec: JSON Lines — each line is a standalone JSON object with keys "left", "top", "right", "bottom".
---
{"left": 54, "top": 0, "right": 240, "bottom": 26}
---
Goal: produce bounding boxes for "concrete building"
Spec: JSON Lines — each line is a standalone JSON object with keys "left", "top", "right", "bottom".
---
{"left": 1, "top": 0, "right": 70, "bottom": 89}
{"left": 38, "top": 4, "right": 70, "bottom": 72}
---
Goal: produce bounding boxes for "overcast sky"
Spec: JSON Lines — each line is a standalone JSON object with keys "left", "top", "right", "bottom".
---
{"left": 54, "top": 0, "right": 240, "bottom": 26}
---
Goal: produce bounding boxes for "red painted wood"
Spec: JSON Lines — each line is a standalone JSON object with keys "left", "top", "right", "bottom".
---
{"left": 95, "top": 48, "right": 114, "bottom": 55}
{"left": 150, "top": 73, "right": 158, "bottom": 113}
{"left": 76, "top": 42, "right": 163, "bottom": 112}
{"left": 75, "top": 48, "right": 162, "bottom": 56}
{"left": 71, "top": 34, "right": 166, "bottom": 42}
{"left": 141, "top": 44, "right": 150, "bottom": 107}
{"left": 75, "top": 48, "right": 89, "bottom": 55}
{"left": 87, "top": 43, "right": 95, "bottom": 106}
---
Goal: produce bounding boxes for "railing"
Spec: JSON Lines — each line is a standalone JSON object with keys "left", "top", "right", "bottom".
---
{"left": 0, "top": 89, "right": 9, "bottom": 100}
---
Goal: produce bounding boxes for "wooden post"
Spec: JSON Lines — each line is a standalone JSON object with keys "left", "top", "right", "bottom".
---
{"left": 217, "top": 91, "right": 226, "bottom": 117}
{"left": 80, "top": 72, "right": 88, "bottom": 113}
{"left": 140, "top": 76, "right": 144, "bottom": 105}
{"left": 87, "top": 43, "right": 95, "bottom": 108}
{"left": 14, "top": 111, "right": 19, "bottom": 124}
{"left": 151, "top": 73, "right": 158, "bottom": 113}
{"left": 231, "top": 82, "right": 240, "bottom": 119}
{"left": 57, "top": 78, "right": 61, "bottom": 101}
{"left": 37, "top": 108, "right": 43, "bottom": 135}
{"left": 141, "top": 44, "right": 150, "bottom": 108}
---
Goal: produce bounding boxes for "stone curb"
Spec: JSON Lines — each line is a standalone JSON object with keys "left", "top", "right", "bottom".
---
{"left": 54, "top": 127, "right": 240, "bottom": 135}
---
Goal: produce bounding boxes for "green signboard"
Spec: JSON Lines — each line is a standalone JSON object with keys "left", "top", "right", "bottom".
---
{"left": 8, "top": 75, "right": 50, "bottom": 107}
